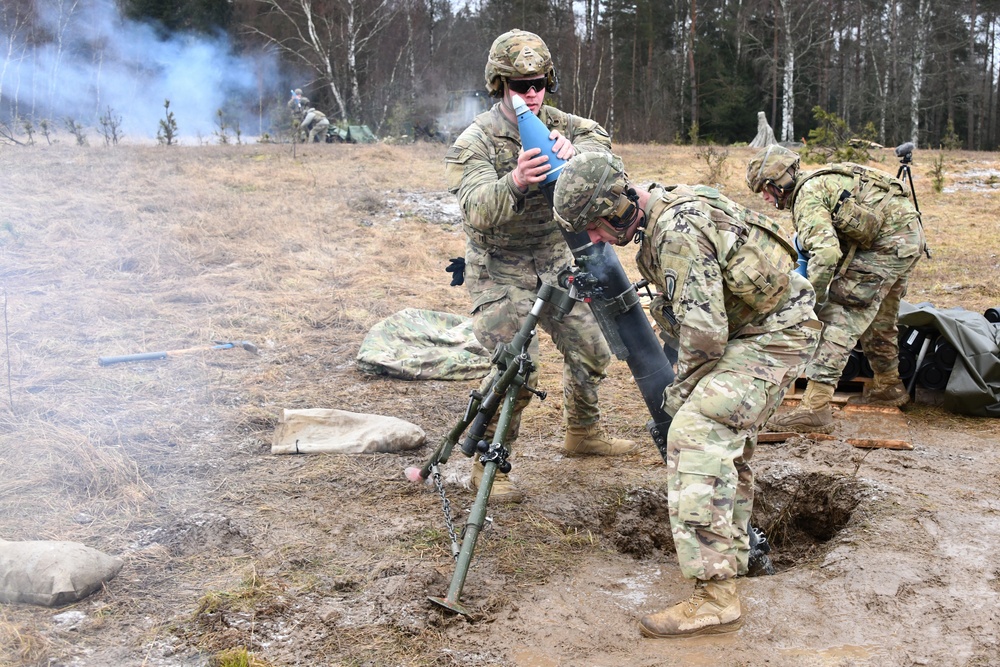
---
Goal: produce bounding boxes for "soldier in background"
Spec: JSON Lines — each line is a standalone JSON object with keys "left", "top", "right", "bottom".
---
{"left": 553, "top": 152, "right": 821, "bottom": 637}
{"left": 288, "top": 88, "right": 309, "bottom": 124}
{"left": 444, "top": 29, "right": 636, "bottom": 503}
{"left": 299, "top": 107, "right": 330, "bottom": 143}
{"left": 746, "top": 146, "right": 926, "bottom": 433}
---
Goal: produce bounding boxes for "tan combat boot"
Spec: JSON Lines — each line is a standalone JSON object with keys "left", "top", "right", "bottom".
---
{"left": 639, "top": 579, "right": 742, "bottom": 638}
{"left": 850, "top": 371, "right": 910, "bottom": 407}
{"left": 767, "top": 380, "right": 836, "bottom": 434}
{"left": 564, "top": 424, "right": 637, "bottom": 457}
{"left": 471, "top": 460, "right": 523, "bottom": 503}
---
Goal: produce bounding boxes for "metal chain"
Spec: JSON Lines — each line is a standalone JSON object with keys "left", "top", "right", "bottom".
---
{"left": 431, "top": 463, "right": 460, "bottom": 560}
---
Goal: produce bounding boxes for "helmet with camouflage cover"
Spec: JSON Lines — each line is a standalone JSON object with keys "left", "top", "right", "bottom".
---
{"left": 553, "top": 152, "right": 640, "bottom": 244}
{"left": 485, "top": 29, "right": 558, "bottom": 98}
{"left": 746, "top": 144, "right": 800, "bottom": 193}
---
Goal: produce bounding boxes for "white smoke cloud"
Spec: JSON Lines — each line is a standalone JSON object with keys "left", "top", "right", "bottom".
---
{"left": 1, "top": 0, "right": 282, "bottom": 139}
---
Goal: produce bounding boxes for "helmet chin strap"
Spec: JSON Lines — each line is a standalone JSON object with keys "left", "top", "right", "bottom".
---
{"left": 499, "top": 92, "right": 516, "bottom": 116}
{"left": 632, "top": 210, "right": 647, "bottom": 245}
{"left": 765, "top": 182, "right": 791, "bottom": 210}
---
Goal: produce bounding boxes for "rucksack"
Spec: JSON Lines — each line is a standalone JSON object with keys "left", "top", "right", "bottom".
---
{"left": 644, "top": 185, "right": 798, "bottom": 316}
{"left": 792, "top": 163, "right": 905, "bottom": 249}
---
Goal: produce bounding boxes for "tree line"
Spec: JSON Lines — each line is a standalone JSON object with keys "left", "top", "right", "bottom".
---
{"left": 3, "top": 0, "right": 999, "bottom": 149}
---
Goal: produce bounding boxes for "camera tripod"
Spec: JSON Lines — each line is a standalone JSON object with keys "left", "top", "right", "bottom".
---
{"left": 894, "top": 142, "right": 919, "bottom": 212}
{"left": 895, "top": 142, "right": 931, "bottom": 259}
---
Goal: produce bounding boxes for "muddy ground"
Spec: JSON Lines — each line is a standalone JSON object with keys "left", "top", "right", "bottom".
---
{"left": 1, "top": 142, "right": 998, "bottom": 667}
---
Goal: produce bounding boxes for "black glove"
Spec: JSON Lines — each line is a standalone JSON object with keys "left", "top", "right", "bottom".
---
{"left": 445, "top": 257, "right": 466, "bottom": 286}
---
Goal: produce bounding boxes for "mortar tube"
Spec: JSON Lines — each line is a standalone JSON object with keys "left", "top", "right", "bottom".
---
{"left": 515, "top": 96, "right": 673, "bottom": 454}
{"left": 530, "top": 172, "right": 674, "bottom": 456}
{"left": 560, "top": 225, "right": 675, "bottom": 458}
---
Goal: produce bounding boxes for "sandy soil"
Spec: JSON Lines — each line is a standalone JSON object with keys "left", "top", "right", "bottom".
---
{"left": 0, "top": 142, "right": 998, "bottom": 667}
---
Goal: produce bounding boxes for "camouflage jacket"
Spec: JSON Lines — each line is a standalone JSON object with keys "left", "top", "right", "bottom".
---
{"left": 789, "top": 166, "right": 922, "bottom": 299}
{"left": 636, "top": 185, "right": 817, "bottom": 415}
{"left": 444, "top": 103, "right": 610, "bottom": 289}
{"left": 300, "top": 109, "right": 327, "bottom": 129}
{"left": 288, "top": 95, "right": 310, "bottom": 120}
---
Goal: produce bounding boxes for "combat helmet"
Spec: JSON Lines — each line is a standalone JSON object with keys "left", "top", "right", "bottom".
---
{"left": 553, "top": 153, "right": 641, "bottom": 244}
{"left": 746, "top": 144, "right": 800, "bottom": 194}
{"left": 485, "top": 29, "right": 558, "bottom": 97}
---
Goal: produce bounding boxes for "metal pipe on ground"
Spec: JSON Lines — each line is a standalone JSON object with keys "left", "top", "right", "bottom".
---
{"left": 98, "top": 341, "right": 258, "bottom": 366}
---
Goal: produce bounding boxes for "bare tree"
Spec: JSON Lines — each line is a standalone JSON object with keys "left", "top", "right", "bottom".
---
{"left": 242, "top": 0, "right": 397, "bottom": 122}
{"left": 0, "top": 0, "right": 33, "bottom": 115}
{"left": 45, "top": 0, "right": 82, "bottom": 107}
{"left": 967, "top": 0, "right": 979, "bottom": 148}
{"left": 688, "top": 0, "right": 699, "bottom": 141}
{"left": 910, "top": 0, "right": 932, "bottom": 145}
{"left": 777, "top": 0, "right": 795, "bottom": 141}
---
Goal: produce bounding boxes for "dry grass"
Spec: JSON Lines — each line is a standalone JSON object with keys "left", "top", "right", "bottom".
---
{"left": 1, "top": 140, "right": 997, "bottom": 666}
{"left": 0, "top": 608, "right": 52, "bottom": 666}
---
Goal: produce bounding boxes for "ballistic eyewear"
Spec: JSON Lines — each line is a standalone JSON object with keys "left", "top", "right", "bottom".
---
{"left": 506, "top": 77, "right": 547, "bottom": 94}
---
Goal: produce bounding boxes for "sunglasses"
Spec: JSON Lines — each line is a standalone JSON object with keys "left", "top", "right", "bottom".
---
{"left": 506, "top": 77, "right": 547, "bottom": 94}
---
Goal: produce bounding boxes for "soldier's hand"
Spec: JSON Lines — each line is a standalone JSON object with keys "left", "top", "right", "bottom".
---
{"left": 549, "top": 130, "right": 576, "bottom": 160}
{"left": 512, "top": 147, "right": 550, "bottom": 191}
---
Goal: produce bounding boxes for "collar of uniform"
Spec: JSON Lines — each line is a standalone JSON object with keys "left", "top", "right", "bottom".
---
{"left": 643, "top": 184, "right": 667, "bottom": 219}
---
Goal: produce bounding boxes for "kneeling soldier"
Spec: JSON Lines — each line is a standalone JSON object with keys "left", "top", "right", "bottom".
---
{"left": 553, "top": 153, "right": 821, "bottom": 637}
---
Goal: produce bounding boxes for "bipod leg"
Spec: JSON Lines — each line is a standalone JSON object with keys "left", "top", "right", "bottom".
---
{"left": 429, "top": 372, "right": 521, "bottom": 616}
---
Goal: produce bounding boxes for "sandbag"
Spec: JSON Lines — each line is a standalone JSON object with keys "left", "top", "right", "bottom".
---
{"left": 356, "top": 308, "right": 490, "bottom": 381}
{"left": 271, "top": 408, "right": 426, "bottom": 454}
{"left": 0, "top": 539, "right": 123, "bottom": 607}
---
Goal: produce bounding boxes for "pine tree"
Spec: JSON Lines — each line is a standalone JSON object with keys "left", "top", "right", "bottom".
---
{"left": 157, "top": 100, "right": 178, "bottom": 146}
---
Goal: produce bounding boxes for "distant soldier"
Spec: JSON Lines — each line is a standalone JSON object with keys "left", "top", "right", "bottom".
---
{"left": 299, "top": 107, "right": 330, "bottom": 143}
{"left": 553, "top": 152, "right": 821, "bottom": 638}
{"left": 287, "top": 89, "right": 309, "bottom": 123}
{"left": 444, "top": 29, "right": 635, "bottom": 504}
{"left": 746, "top": 145, "right": 926, "bottom": 433}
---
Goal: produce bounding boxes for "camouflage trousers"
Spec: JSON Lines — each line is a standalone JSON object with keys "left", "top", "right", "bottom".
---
{"left": 807, "top": 222, "right": 924, "bottom": 385}
{"left": 668, "top": 321, "right": 820, "bottom": 580}
{"left": 470, "top": 283, "right": 611, "bottom": 443}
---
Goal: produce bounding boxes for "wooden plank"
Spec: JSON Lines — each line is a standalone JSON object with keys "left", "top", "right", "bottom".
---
{"left": 761, "top": 403, "right": 913, "bottom": 449}
{"left": 837, "top": 403, "right": 912, "bottom": 449}
{"left": 758, "top": 431, "right": 838, "bottom": 443}
{"left": 847, "top": 438, "right": 914, "bottom": 450}
{"left": 758, "top": 431, "right": 796, "bottom": 443}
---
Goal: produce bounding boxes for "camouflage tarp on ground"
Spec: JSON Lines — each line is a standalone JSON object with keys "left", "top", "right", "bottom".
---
{"left": 356, "top": 308, "right": 491, "bottom": 380}
{"left": 899, "top": 301, "right": 1000, "bottom": 417}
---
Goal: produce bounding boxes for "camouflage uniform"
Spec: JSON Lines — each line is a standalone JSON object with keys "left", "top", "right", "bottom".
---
{"left": 635, "top": 185, "right": 821, "bottom": 580}
{"left": 288, "top": 90, "right": 309, "bottom": 124}
{"left": 444, "top": 103, "right": 612, "bottom": 440}
{"left": 790, "top": 169, "right": 925, "bottom": 386}
{"left": 300, "top": 108, "right": 330, "bottom": 143}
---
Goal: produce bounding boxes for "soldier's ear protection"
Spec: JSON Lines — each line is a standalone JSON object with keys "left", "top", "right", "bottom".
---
{"left": 606, "top": 184, "right": 640, "bottom": 231}
{"left": 767, "top": 164, "right": 797, "bottom": 192}
{"left": 592, "top": 183, "right": 642, "bottom": 245}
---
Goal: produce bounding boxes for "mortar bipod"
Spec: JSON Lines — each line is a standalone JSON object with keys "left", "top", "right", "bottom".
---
{"left": 406, "top": 282, "right": 577, "bottom": 616}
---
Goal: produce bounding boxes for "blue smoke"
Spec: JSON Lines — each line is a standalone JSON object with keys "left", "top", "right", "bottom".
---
{"left": 1, "top": 0, "right": 280, "bottom": 138}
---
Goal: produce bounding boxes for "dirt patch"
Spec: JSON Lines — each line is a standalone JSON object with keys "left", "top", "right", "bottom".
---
{"left": 1, "top": 143, "right": 998, "bottom": 667}
{"left": 133, "top": 513, "right": 251, "bottom": 558}
{"left": 600, "top": 464, "right": 874, "bottom": 571}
